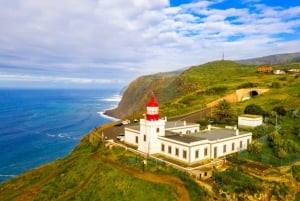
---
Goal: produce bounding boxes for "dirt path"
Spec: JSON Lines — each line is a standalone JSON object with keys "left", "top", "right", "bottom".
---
{"left": 102, "top": 157, "right": 190, "bottom": 201}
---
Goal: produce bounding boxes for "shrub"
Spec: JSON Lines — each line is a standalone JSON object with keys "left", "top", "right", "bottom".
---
{"left": 237, "top": 82, "right": 257, "bottom": 89}
{"left": 247, "top": 141, "right": 262, "bottom": 154}
{"left": 276, "top": 148, "right": 288, "bottom": 159}
{"left": 272, "top": 106, "right": 287, "bottom": 116}
{"left": 244, "top": 104, "right": 265, "bottom": 115}
{"left": 252, "top": 125, "right": 274, "bottom": 139}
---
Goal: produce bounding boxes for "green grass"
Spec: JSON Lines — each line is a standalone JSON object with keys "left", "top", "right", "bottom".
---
{"left": 213, "top": 168, "right": 262, "bottom": 195}
{"left": 0, "top": 135, "right": 208, "bottom": 201}
{"left": 292, "top": 165, "right": 300, "bottom": 182}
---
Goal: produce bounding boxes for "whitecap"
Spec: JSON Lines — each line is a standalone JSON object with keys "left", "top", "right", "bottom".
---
{"left": 58, "top": 133, "right": 71, "bottom": 139}
{"left": 0, "top": 174, "right": 15, "bottom": 177}
{"left": 97, "top": 111, "right": 119, "bottom": 121}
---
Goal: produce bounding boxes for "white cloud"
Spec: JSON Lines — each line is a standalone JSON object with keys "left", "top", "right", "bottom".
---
{"left": 0, "top": 0, "right": 299, "bottom": 88}
{"left": 0, "top": 72, "right": 117, "bottom": 84}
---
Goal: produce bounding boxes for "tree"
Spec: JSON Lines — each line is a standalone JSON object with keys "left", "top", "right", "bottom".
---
{"left": 247, "top": 140, "right": 262, "bottom": 154}
{"left": 213, "top": 100, "right": 235, "bottom": 122}
{"left": 244, "top": 104, "right": 265, "bottom": 115}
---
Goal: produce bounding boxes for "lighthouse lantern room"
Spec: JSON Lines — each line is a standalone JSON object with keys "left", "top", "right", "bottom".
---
{"left": 146, "top": 95, "right": 159, "bottom": 121}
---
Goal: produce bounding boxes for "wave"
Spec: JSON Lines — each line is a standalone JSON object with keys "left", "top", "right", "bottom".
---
{"left": 99, "top": 94, "right": 122, "bottom": 102}
{"left": 46, "top": 133, "right": 80, "bottom": 140}
{"left": 0, "top": 174, "right": 16, "bottom": 177}
{"left": 97, "top": 111, "right": 119, "bottom": 121}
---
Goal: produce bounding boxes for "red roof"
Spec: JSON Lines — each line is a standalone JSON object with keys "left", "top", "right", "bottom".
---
{"left": 147, "top": 95, "right": 159, "bottom": 107}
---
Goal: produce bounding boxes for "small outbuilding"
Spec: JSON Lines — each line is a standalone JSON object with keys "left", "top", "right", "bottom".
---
{"left": 238, "top": 114, "right": 263, "bottom": 127}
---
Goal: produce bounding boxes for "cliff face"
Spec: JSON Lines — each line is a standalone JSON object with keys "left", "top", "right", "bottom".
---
{"left": 104, "top": 70, "right": 182, "bottom": 119}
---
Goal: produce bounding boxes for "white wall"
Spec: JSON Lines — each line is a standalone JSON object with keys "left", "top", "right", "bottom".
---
{"left": 167, "top": 124, "right": 200, "bottom": 134}
{"left": 124, "top": 128, "right": 139, "bottom": 146}
{"left": 138, "top": 119, "right": 166, "bottom": 154}
{"left": 190, "top": 144, "right": 211, "bottom": 162}
{"left": 238, "top": 116, "right": 263, "bottom": 127}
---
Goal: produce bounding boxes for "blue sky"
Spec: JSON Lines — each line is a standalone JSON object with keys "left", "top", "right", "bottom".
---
{"left": 0, "top": 0, "right": 299, "bottom": 89}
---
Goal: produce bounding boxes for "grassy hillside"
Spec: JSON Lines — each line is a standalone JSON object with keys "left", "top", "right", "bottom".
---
{"left": 0, "top": 127, "right": 207, "bottom": 201}
{"left": 107, "top": 59, "right": 300, "bottom": 119}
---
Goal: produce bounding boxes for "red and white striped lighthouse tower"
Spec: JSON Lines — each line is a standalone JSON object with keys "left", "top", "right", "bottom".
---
{"left": 146, "top": 95, "right": 159, "bottom": 121}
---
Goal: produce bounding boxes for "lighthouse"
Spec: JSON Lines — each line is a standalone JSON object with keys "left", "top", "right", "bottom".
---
{"left": 138, "top": 94, "right": 166, "bottom": 154}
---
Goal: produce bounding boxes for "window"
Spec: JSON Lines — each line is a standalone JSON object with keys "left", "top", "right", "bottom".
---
{"left": 240, "top": 141, "right": 243, "bottom": 149}
{"left": 195, "top": 129, "right": 198, "bottom": 133}
{"left": 135, "top": 136, "right": 138, "bottom": 144}
{"left": 175, "top": 148, "right": 179, "bottom": 156}
{"left": 168, "top": 146, "right": 172, "bottom": 154}
{"left": 195, "top": 150, "right": 199, "bottom": 159}
{"left": 144, "top": 135, "right": 146, "bottom": 142}
{"left": 161, "top": 144, "right": 165, "bottom": 152}
{"left": 187, "top": 130, "right": 191, "bottom": 134}
{"left": 156, "top": 128, "right": 160, "bottom": 133}
{"left": 232, "top": 143, "right": 235, "bottom": 151}
{"left": 223, "top": 145, "right": 226, "bottom": 153}
{"left": 247, "top": 139, "right": 250, "bottom": 146}
{"left": 183, "top": 150, "right": 187, "bottom": 159}
{"left": 204, "top": 148, "right": 208, "bottom": 156}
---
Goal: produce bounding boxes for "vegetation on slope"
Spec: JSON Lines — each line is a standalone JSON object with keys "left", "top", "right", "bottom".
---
{"left": 108, "top": 58, "right": 300, "bottom": 119}
{"left": 105, "top": 70, "right": 181, "bottom": 118}
{"left": 0, "top": 127, "right": 207, "bottom": 201}
{"left": 236, "top": 52, "right": 300, "bottom": 65}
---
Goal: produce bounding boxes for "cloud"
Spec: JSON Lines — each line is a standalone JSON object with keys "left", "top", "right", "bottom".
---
{"left": 0, "top": 72, "right": 119, "bottom": 84}
{"left": 0, "top": 0, "right": 300, "bottom": 87}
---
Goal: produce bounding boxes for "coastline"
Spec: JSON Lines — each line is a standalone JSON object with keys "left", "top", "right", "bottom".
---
{"left": 97, "top": 111, "right": 120, "bottom": 121}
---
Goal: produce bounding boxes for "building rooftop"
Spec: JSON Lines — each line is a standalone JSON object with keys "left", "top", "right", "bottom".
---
{"left": 165, "top": 121, "right": 198, "bottom": 129}
{"left": 162, "top": 129, "right": 250, "bottom": 144}
{"left": 239, "top": 114, "right": 262, "bottom": 118}
{"left": 125, "top": 120, "right": 198, "bottom": 131}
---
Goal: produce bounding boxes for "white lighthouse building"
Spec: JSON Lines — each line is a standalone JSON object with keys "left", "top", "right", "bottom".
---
{"left": 124, "top": 95, "right": 252, "bottom": 164}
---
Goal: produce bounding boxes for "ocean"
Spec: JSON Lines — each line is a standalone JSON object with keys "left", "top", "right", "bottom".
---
{"left": 0, "top": 88, "right": 121, "bottom": 183}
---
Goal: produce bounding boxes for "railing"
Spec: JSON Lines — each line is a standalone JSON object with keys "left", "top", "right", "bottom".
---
{"left": 106, "top": 140, "right": 225, "bottom": 172}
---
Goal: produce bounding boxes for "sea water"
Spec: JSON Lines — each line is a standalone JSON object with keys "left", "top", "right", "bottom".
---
{"left": 0, "top": 89, "right": 121, "bottom": 183}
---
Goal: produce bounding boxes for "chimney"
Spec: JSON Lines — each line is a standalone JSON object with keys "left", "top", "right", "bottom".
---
{"left": 236, "top": 129, "right": 239, "bottom": 136}
{"left": 208, "top": 124, "right": 211, "bottom": 131}
{"left": 183, "top": 121, "right": 186, "bottom": 126}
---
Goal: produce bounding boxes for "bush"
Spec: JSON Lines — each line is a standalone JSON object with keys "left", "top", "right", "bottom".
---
{"left": 247, "top": 141, "right": 262, "bottom": 154}
{"left": 204, "top": 86, "right": 227, "bottom": 95}
{"left": 244, "top": 104, "right": 265, "bottom": 115}
{"left": 276, "top": 148, "right": 288, "bottom": 159}
{"left": 252, "top": 125, "right": 274, "bottom": 139}
{"left": 272, "top": 106, "right": 287, "bottom": 116}
{"left": 237, "top": 82, "right": 257, "bottom": 89}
